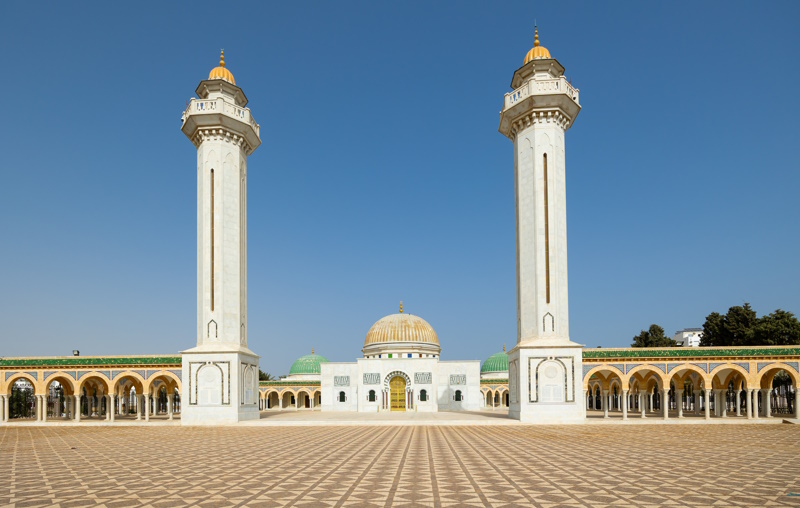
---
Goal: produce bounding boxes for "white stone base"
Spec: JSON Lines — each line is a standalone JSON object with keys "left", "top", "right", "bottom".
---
{"left": 507, "top": 340, "right": 585, "bottom": 424}
{"left": 181, "top": 347, "right": 260, "bottom": 425}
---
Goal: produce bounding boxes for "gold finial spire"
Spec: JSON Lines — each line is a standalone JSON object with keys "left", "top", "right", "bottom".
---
{"left": 534, "top": 26, "right": 540, "bottom": 47}
{"left": 312, "top": 346, "right": 315, "bottom": 355}
{"left": 219, "top": 49, "right": 225, "bottom": 67}
{"left": 503, "top": 344, "right": 506, "bottom": 352}
{"left": 399, "top": 301, "right": 403, "bottom": 313}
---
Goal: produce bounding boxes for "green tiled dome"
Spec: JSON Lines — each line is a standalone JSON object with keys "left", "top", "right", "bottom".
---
{"left": 481, "top": 350, "right": 509, "bottom": 374}
{"left": 289, "top": 352, "right": 329, "bottom": 375}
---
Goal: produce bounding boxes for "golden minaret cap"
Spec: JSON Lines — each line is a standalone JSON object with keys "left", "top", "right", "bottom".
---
{"left": 208, "top": 49, "right": 236, "bottom": 84}
{"left": 399, "top": 301, "right": 403, "bottom": 314}
{"left": 523, "top": 25, "right": 552, "bottom": 64}
{"left": 503, "top": 344, "right": 506, "bottom": 352}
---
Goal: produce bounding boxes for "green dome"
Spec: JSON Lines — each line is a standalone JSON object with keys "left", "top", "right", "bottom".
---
{"left": 289, "top": 353, "right": 329, "bottom": 375}
{"left": 481, "top": 350, "right": 509, "bottom": 374}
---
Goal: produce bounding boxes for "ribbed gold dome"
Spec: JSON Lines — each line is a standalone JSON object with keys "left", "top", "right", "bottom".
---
{"left": 364, "top": 306, "right": 439, "bottom": 347}
{"left": 523, "top": 27, "right": 551, "bottom": 64}
{"left": 208, "top": 50, "right": 236, "bottom": 84}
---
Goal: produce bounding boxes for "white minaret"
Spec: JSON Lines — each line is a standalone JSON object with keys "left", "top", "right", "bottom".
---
{"left": 498, "top": 28, "right": 584, "bottom": 423}
{"left": 180, "top": 51, "right": 262, "bottom": 424}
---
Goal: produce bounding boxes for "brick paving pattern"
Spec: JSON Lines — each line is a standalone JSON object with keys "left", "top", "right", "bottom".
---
{"left": 1, "top": 425, "right": 799, "bottom": 507}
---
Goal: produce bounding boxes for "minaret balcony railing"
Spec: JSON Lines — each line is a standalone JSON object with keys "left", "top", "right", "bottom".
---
{"left": 182, "top": 97, "right": 260, "bottom": 137}
{"left": 504, "top": 76, "right": 579, "bottom": 110}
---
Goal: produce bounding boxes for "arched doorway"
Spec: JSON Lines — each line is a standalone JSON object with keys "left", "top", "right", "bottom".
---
{"left": 390, "top": 376, "right": 406, "bottom": 411}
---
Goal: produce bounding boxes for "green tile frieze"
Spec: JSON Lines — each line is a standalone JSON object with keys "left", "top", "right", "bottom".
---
{"left": 582, "top": 347, "right": 800, "bottom": 360}
{"left": 0, "top": 356, "right": 182, "bottom": 368}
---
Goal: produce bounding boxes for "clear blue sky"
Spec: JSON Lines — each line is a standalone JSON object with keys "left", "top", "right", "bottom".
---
{"left": 1, "top": 2, "right": 799, "bottom": 376}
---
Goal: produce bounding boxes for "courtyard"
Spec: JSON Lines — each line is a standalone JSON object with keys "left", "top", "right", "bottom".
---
{"left": 1, "top": 424, "right": 799, "bottom": 507}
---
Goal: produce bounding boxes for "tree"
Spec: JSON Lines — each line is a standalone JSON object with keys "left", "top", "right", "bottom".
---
{"left": 700, "top": 303, "right": 800, "bottom": 346}
{"left": 631, "top": 324, "right": 677, "bottom": 348}
{"left": 258, "top": 370, "right": 274, "bottom": 381}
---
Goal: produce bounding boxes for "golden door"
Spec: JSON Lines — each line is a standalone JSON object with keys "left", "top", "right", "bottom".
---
{"left": 390, "top": 376, "right": 406, "bottom": 411}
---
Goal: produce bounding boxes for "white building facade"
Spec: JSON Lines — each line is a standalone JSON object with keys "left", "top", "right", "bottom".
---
{"left": 320, "top": 306, "right": 481, "bottom": 412}
{"left": 498, "top": 28, "right": 585, "bottom": 423}
{"left": 674, "top": 328, "right": 703, "bottom": 347}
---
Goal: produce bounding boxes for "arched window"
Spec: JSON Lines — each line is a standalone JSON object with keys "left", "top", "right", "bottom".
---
{"left": 454, "top": 390, "right": 462, "bottom": 402}
{"left": 419, "top": 389, "right": 427, "bottom": 402}
{"left": 338, "top": 391, "right": 346, "bottom": 403}
{"left": 368, "top": 390, "right": 376, "bottom": 402}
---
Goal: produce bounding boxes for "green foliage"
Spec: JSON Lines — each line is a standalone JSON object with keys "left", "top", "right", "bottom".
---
{"left": 258, "top": 370, "right": 274, "bottom": 381}
{"left": 700, "top": 303, "right": 800, "bottom": 346}
{"left": 631, "top": 324, "right": 678, "bottom": 348}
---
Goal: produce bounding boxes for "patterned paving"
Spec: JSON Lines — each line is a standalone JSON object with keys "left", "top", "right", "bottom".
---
{"left": 1, "top": 425, "right": 799, "bottom": 507}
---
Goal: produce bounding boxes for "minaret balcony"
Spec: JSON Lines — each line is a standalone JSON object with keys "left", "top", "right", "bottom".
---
{"left": 503, "top": 76, "right": 579, "bottom": 111}
{"left": 499, "top": 76, "right": 581, "bottom": 138}
{"left": 181, "top": 97, "right": 261, "bottom": 151}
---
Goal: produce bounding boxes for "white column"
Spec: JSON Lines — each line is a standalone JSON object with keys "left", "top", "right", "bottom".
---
{"left": 74, "top": 396, "right": 81, "bottom": 422}
{"left": 640, "top": 393, "right": 646, "bottom": 418}
{"left": 144, "top": 394, "right": 150, "bottom": 422}
{"left": 763, "top": 389, "right": 772, "bottom": 418}
{"left": 167, "top": 394, "right": 174, "bottom": 420}
{"left": 694, "top": 391, "right": 700, "bottom": 414}
{"left": 42, "top": 396, "right": 48, "bottom": 422}
{"left": 662, "top": 389, "right": 669, "bottom": 420}
{"left": 621, "top": 390, "right": 628, "bottom": 420}
{"left": 794, "top": 387, "right": 800, "bottom": 419}
{"left": 746, "top": 389, "right": 753, "bottom": 419}
{"left": 736, "top": 388, "right": 742, "bottom": 416}
{"left": 136, "top": 395, "right": 142, "bottom": 420}
{"left": 752, "top": 390, "right": 759, "bottom": 420}
{"left": 676, "top": 390, "right": 684, "bottom": 418}
{"left": 721, "top": 391, "right": 727, "bottom": 418}
{"left": 601, "top": 390, "right": 609, "bottom": 418}
{"left": 704, "top": 390, "right": 711, "bottom": 420}
{"left": 109, "top": 395, "right": 115, "bottom": 423}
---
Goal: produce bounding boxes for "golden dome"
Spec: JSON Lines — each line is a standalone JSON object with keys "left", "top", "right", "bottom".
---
{"left": 364, "top": 306, "right": 439, "bottom": 347}
{"left": 208, "top": 50, "right": 235, "bottom": 84}
{"left": 523, "top": 27, "right": 551, "bottom": 64}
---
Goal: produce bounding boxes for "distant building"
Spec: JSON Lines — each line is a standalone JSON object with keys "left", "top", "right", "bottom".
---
{"left": 674, "top": 328, "right": 703, "bottom": 347}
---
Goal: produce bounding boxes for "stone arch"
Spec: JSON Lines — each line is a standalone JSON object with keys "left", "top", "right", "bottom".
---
{"left": 667, "top": 363, "right": 710, "bottom": 388}
{"left": 76, "top": 372, "right": 111, "bottom": 394}
{"left": 625, "top": 365, "right": 668, "bottom": 391}
{"left": 42, "top": 372, "right": 76, "bottom": 395}
{"left": 582, "top": 365, "right": 625, "bottom": 390}
{"left": 709, "top": 363, "right": 751, "bottom": 389}
{"left": 111, "top": 371, "right": 146, "bottom": 394}
{"left": 3, "top": 372, "right": 40, "bottom": 395}
{"left": 383, "top": 370, "right": 411, "bottom": 390}
{"left": 265, "top": 390, "right": 280, "bottom": 409}
{"left": 144, "top": 370, "right": 181, "bottom": 394}
{"left": 280, "top": 389, "right": 296, "bottom": 408}
{"left": 755, "top": 362, "right": 800, "bottom": 388}
{"left": 296, "top": 389, "right": 312, "bottom": 409}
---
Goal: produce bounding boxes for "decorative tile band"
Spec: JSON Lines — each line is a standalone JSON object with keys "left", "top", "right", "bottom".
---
{"left": 582, "top": 365, "right": 595, "bottom": 378}
{"left": 757, "top": 362, "right": 771, "bottom": 372}
{"left": 651, "top": 364, "right": 667, "bottom": 374}
{"left": 414, "top": 372, "right": 432, "bottom": 384}
{"left": 608, "top": 363, "right": 625, "bottom": 374}
{"left": 625, "top": 363, "right": 642, "bottom": 374}
{"left": 667, "top": 363, "right": 682, "bottom": 373}
{"left": 787, "top": 362, "right": 799, "bottom": 372}
{"left": 691, "top": 362, "right": 709, "bottom": 373}
{"left": 582, "top": 347, "right": 800, "bottom": 360}
{"left": 734, "top": 362, "right": 750, "bottom": 373}
{"left": 0, "top": 356, "right": 182, "bottom": 368}
{"left": 708, "top": 363, "right": 725, "bottom": 373}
